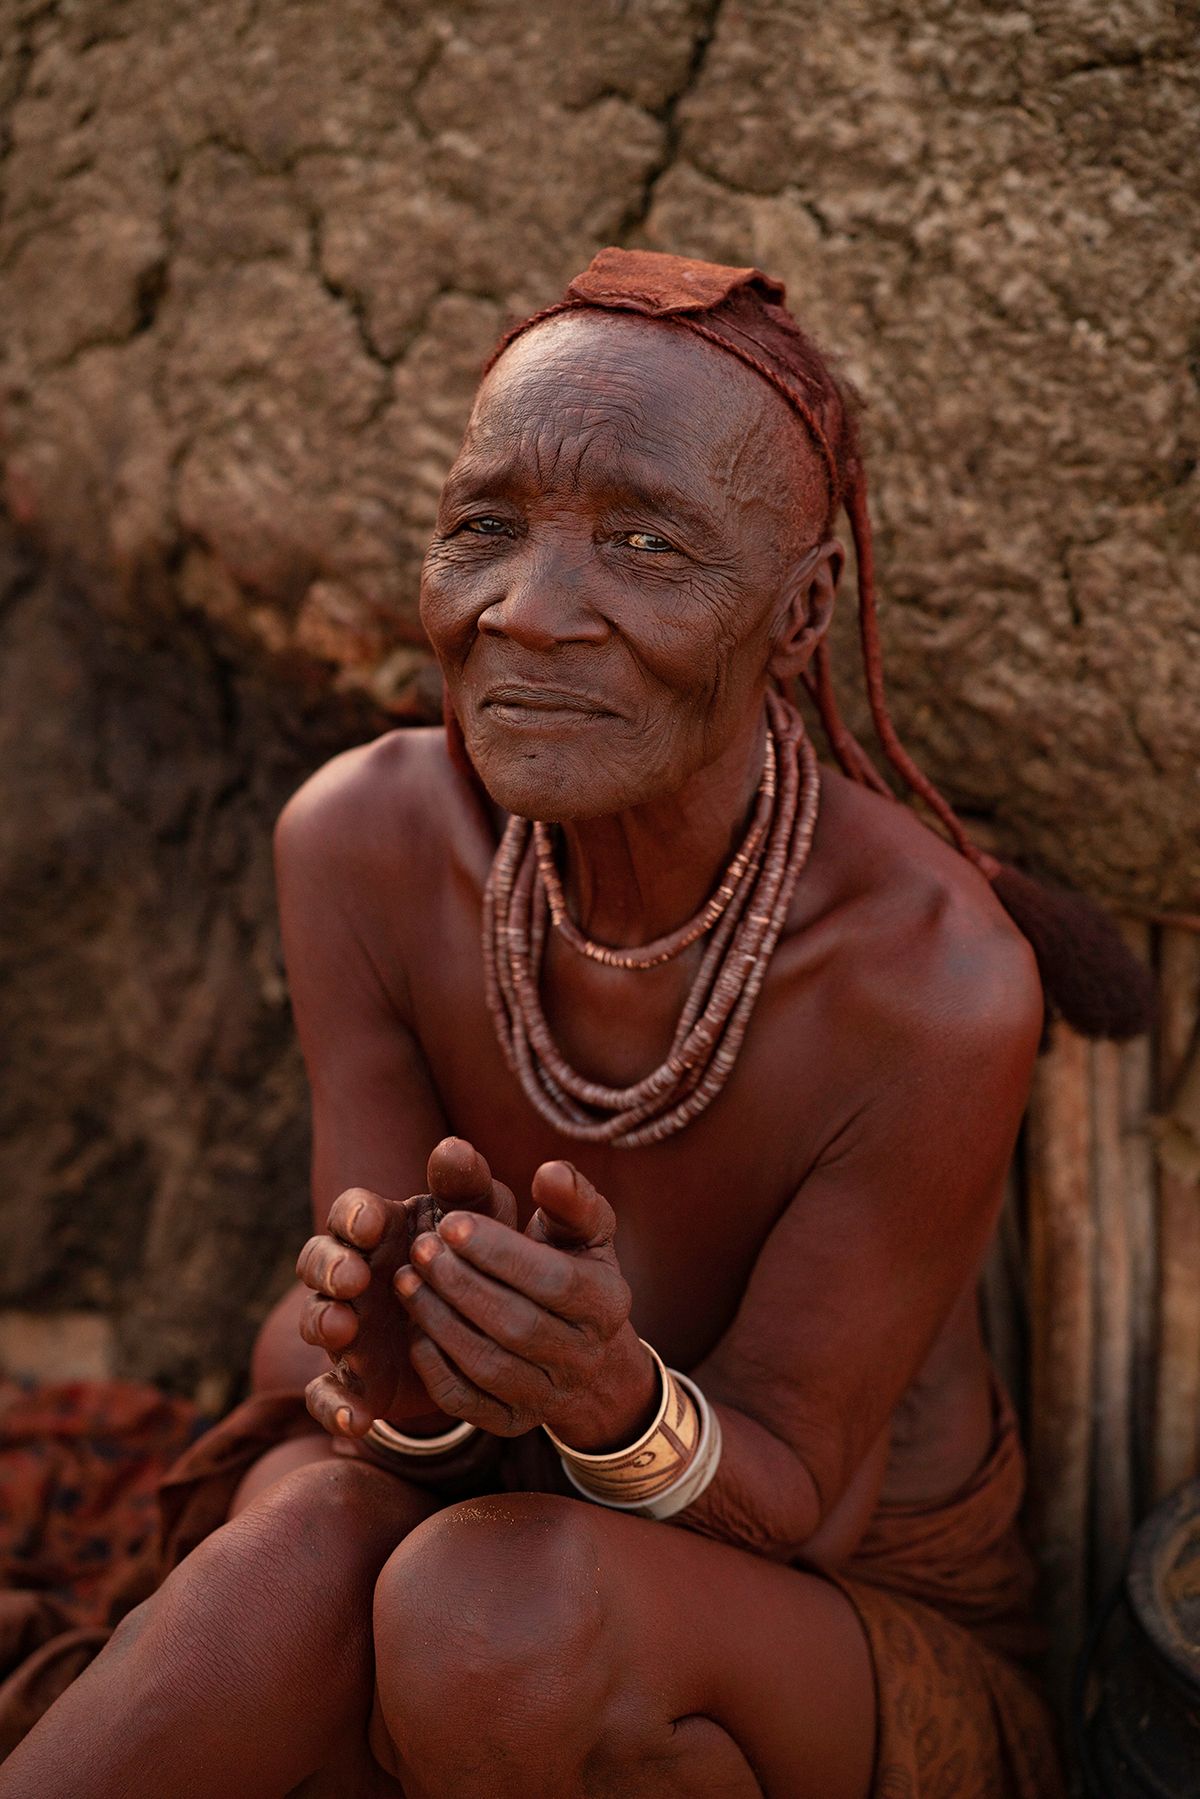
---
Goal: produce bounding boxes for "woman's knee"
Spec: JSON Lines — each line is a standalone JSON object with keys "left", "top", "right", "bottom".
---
{"left": 237, "top": 1446, "right": 394, "bottom": 1525}
{"left": 212, "top": 1451, "right": 435, "bottom": 1606}
{"left": 372, "top": 1494, "right": 611, "bottom": 1755}
{"left": 227, "top": 1431, "right": 334, "bottom": 1518}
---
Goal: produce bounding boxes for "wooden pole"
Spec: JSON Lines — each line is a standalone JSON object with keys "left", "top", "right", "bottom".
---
{"left": 1117, "top": 921, "right": 1157, "bottom": 1520}
{"left": 1151, "top": 926, "right": 1200, "bottom": 1502}
{"left": 980, "top": 1160, "right": 1026, "bottom": 1413}
{"left": 1025, "top": 1021, "right": 1094, "bottom": 1692}
{"left": 1090, "top": 1037, "right": 1133, "bottom": 1602}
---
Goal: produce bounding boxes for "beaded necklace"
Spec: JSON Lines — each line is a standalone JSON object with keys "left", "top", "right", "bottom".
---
{"left": 482, "top": 690, "right": 821, "bottom": 1147}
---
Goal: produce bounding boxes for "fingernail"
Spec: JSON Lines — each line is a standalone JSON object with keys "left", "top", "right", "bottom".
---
{"left": 395, "top": 1267, "right": 422, "bottom": 1299}
{"left": 412, "top": 1233, "right": 441, "bottom": 1265}
{"left": 439, "top": 1213, "right": 472, "bottom": 1246}
{"left": 335, "top": 1407, "right": 352, "bottom": 1434}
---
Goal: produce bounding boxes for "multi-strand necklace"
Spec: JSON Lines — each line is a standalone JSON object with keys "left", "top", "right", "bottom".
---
{"left": 482, "top": 689, "right": 821, "bottom": 1148}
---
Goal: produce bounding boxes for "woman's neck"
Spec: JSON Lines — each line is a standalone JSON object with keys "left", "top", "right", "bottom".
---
{"left": 554, "top": 706, "right": 769, "bottom": 951}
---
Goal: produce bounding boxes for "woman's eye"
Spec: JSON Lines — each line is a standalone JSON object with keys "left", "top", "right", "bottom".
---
{"left": 460, "top": 516, "right": 511, "bottom": 536}
{"left": 622, "top": 530, "right": 675, "bottom": 553}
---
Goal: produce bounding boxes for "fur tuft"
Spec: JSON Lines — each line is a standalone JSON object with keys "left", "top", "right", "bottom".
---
{"left": 990, "top": 861, "right": 1155, "bottom": 1041}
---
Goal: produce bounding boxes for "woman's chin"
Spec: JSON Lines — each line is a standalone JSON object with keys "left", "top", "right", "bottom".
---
{"left": 467, "top": 739, "right": 654, "bottom": 824}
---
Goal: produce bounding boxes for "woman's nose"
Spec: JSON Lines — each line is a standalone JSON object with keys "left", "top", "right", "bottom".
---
{"left": 476, "top": 546, "right": 609, "bottom": 650}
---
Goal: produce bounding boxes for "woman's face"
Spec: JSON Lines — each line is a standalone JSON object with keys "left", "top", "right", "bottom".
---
{"left": 421, "top": 311, "right": 830, "bottom": 822}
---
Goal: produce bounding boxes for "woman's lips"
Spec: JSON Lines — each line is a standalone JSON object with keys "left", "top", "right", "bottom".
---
{"left": 480, "top": 685, "right": 617, "bottom": 723}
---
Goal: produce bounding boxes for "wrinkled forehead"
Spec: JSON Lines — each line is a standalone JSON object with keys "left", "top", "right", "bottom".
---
{"left": 455, "top": 310, "right": 819, "bottom": 505}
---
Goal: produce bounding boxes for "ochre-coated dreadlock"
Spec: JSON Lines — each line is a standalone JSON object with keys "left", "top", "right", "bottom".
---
{"left": 447, "top": 247, "right": 1154, "bottom": 1042}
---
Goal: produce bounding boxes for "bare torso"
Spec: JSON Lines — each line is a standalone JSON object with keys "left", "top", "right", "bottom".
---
{"left": 261, "top": 721, "right": 1039, "bottom": 1565}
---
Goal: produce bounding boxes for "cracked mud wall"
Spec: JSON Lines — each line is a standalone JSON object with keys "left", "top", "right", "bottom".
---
{"left": 0, "top": 0, "right": 1196, "bottom": 1393}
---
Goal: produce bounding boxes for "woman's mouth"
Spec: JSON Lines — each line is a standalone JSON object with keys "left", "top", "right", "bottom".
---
{"left": 481, "top": 684, "right": 618, "bottom": 724}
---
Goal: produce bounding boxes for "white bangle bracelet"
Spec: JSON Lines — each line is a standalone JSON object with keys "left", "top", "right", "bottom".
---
{"left": 367, "top": 1417, "right": 478, "bottom": 1457}
{"left": 556, "top": 1371, "right": 724, "bottom": 1521}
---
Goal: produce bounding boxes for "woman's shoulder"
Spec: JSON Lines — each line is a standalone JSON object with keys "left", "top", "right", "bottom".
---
{"left": 273, "top": 726, "right": 480, "bottom": 874}
{"left": 801, "top": 763, "right": 1044, "bottom": 1060}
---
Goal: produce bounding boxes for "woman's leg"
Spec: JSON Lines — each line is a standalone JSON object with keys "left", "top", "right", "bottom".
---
{"left": 0, "top": 1456, "right": 432, "bottom": 1799}
{"left": 371, "top": 1493, "right": 875, "bottom": 1799}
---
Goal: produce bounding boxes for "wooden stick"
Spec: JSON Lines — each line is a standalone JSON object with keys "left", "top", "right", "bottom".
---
{"left": 1117, "top": 921, "right": 1157, "bottom": 1520}
{"left": 1090, "top": 1037, "right": 1133, "bottom": 1601}
{"left": 1151, "top": 926, "right": 1200, "bottom": 1502}
{"left": 980, "top": 1160, "right": 1026, "bottom": 1413}
{"left": 1025, "top": 1021, "right": 1094, "bottom": 1692}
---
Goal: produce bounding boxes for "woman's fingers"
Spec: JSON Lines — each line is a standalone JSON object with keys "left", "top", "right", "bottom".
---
{"left": 407, "top": 1330, "right": 495, "bottom": 1425}
{"left": 426, "top": 1136, "right": 518, "bottom": 1229}
{"left": 528, "top": 1160, "right": 616, "bottom": 1249}
{"left": 297, "top": 1186, "right": 400, "bottom": 1299}
{"left": 430, "top": 1211, "right": 627, "bottom": 1333}
{"left": 396, "top": 1270, "right": 549, "bottom": 1407}
{"left": 304, "top": 1371, "right": 373, "bottom": 1438}
{"left": 295, "top": 1233, "right": 372, "bottom": 1301}
{"left": 298, "top": 1293, "right": 360, "bottom": 1351}
{"left": 399, "top": 1234, "right": 578, "bottom": 1362}
{"left": 326, "top": 1186, "right": 393, "bottom": 1250}
{"left": 426, "top": 1136, "right": 492, "bottom": 1202}
{"left": 401, "top": 1288, "right": 536, "bottom": 1424}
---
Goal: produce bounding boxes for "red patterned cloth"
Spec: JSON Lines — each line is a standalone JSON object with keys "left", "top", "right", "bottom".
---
{"left": 827, "top": 1383, "right": 1066, "bottom": 1796}
{"left": 0, "top": 1377, "right": 202, "bottom": 1757}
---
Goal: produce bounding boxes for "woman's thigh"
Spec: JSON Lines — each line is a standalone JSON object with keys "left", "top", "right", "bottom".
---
{"left": 593, "top": 1507, "right": 876, "bottom": 1798}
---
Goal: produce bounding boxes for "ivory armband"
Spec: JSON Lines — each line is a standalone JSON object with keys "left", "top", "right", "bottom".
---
{"left": 545, "top": 1341, "right": 723, "bottom": 1520}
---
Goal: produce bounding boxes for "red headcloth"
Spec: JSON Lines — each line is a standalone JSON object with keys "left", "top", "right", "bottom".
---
{"left": 493, "top": 249, "right": 847, "bottom": 528}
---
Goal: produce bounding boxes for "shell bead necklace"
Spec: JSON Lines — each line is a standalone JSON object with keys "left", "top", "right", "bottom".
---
{"left": 531, "top": 729, "right": 778, "bottom": 971}
{"left": 482, "top": 690, "right": 821, "bottom": 1148}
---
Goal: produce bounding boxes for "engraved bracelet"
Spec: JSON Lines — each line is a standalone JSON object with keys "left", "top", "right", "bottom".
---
{"left": 544, "top": 1343, "right": 723, "bottom": 1520}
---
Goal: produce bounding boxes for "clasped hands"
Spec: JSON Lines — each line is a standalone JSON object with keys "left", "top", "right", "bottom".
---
{"left": 296, "top": 1138, "right": 657, "bottom": 1452}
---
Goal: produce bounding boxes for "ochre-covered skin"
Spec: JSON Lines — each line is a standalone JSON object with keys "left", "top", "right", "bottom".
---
{"left": 291, "top": 314, "right": 1042, "bottom": 1524}
{"left": 0, "top": 308, "right": 1055, "bottom": 1797}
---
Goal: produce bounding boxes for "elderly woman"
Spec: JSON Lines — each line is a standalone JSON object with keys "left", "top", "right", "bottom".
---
{"left": 3, "top": 249, "right": 1148, "bottom": 1797}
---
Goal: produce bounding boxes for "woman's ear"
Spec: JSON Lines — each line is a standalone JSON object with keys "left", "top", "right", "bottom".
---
{"left": 768, "top": 539, "right": 843, "bottom": 681}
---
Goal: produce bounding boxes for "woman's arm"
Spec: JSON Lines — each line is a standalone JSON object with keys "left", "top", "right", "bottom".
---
{"left": 658, "top": 924, "right": 1043, "bottom": 1559}
{"left": 248, "top": 737, "right": 452, "bottom": 1416}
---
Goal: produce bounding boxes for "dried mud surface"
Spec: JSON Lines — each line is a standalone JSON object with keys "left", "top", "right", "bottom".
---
{"left": 0, "top": 0, "right": 1195, "bottom": 1387}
